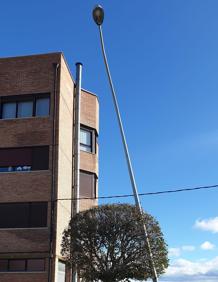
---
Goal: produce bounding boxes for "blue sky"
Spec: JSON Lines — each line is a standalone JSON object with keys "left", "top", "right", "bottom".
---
{"left": 1, "top": 0, "right": 218, "bottom": 281}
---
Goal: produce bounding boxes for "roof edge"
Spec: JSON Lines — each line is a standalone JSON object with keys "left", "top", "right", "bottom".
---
{"left": 0, "top": 51, "right": 63, "bottom": 61}
{"left": 0, "top": 52, "right": 99, "bottom": 101}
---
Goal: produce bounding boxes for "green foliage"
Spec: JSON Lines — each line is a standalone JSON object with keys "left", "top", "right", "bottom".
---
{"left": 61, "top": 204, "right": 168, "bottom": 282}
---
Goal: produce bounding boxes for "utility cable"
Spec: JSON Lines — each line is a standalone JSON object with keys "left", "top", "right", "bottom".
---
{"left": 55, "top": 183, "right": 218, "bottom": 202}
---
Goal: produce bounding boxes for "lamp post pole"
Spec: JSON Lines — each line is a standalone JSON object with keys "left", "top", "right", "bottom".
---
{"left": 92, "top": 5, "right": 158, "bottom": 282}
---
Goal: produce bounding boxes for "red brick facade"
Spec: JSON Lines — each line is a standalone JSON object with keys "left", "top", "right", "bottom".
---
{"left": 0, "top": 53, "right": 99, "bottom": 282}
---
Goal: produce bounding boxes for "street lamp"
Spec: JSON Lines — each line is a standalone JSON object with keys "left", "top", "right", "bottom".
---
{"left": 92, "top": 5, "right": 104, "bottom": 25}
{"left": 92, "top": 5, "right": 158, "bottom": 282}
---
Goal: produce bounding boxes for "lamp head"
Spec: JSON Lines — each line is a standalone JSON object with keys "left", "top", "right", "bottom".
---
{"left": 93, "top": 5, "right": 104, "bottom": 26}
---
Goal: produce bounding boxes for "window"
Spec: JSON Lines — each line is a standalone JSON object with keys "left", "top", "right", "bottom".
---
{"left": 0, "top": 146, "right": 49, "bottom": 173}
{"left": 31, "top": 146, "right": 49, "bottom": 170}
{"left": 58, "top": 260, "right": 66, "bottom": 282}
{"left": 0, "top": 260, "right": 8, "bottom": 272}
{"left": 29, "top": 202, "right": 48, "bottom": 227}
{"left": 80, "top": 171, "right": 97, "bottom": 198}
{"left": 27, "top": 259, "right": 45, "bottom": 271}
{"left": 9, "top": 260, "right": 26, "bottom": 272}
{"left": 0, "top": 94, "right": 50, "bottom": 119}
{"left": 0, "top": 259, "right": 45, "bottom": 272}
{"left": 1, "top": 102, "right": 16, "bottom": 119}
{"left": 80, "top": 126, "right": 96, "bottom": 153}
{"left": 17, "top": 101, "right": 33, "bottom": 118}
{"left": 0, "top": 202, "right": 47, "bottom": 228}
{"left": 36, "top": 98, "right": 50, "bottom": 117}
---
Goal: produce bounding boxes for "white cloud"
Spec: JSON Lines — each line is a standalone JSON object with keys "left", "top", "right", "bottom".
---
{"left": 194, "top": 217, "right": 218, "bottom": 233}
{"left": 160, "top": 257, "right": 218, "bottom": 282}
{"left": 182, "top": 245, "right": 195, "bottom": 251}
{"left": 169, "top": 245, "right": 195, "bottom": 258}
{"left": 200, "top": 241, "right": 215, "bottom": 250}
{"left": 169, "top": 248, "right": 181, "bottom": 257}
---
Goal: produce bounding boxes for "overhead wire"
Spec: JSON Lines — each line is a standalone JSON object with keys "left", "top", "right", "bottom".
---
{"left": 55, "top": 183, "right": 218, "bottom": 202}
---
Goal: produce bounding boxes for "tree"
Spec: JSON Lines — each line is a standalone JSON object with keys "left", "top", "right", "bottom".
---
{"left": 61, "top": 204, "right": 168, "bottom": 282}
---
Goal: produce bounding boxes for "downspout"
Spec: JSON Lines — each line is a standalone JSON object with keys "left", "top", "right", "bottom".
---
{"left": 71, "top": 62, "right": 82, "bottom": 282}
{"left": 48, "top": 62, "right": 60, "bottom": 282}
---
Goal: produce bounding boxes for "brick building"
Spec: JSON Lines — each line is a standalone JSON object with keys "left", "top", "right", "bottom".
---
{"left": 0, "top": 53, "right": 99, "bottom": 282}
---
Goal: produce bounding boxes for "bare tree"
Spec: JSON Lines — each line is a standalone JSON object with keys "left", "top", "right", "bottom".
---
{"left": 61, "top": 204, "right": 168, "bottom": 282}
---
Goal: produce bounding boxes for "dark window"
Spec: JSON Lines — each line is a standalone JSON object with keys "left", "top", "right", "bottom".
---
{"left": 0, "top": 147, "right": 32, "bottom": 167}
{"left": 0, "top": 202, "right": 47, "bottom": 228}
{"left": 0, "top": 260, "right": 8, "bottom": 272}
{"left": 80, "top": 171, "right": 97, "bottom": 198}
{"left": 0, "top": 203, "right": 29, "bottom": 228}
{"left": 36, "top": 98, "right": 50, "bottom": 116}
{"left": 9, "top": 260, "right": 26, "bottom": 272}
{"left": 0, "top": 259, "right": 45, "bottom": 272}
{"left": 27, "top": 259, "right": 45, "bottom": 271}
{"left": 0, "top": 94, "right": 50, "bottom": 119}
{"left": 80, "top": 126, "right": 96, "bottom": 153}
{"left": 2, "top": 102, "right": 16, "bottom": 119}
{"left": 17, "top": 101, "right": 33, "bottom": 118}
{"left": 0, "top": 167, "right": 12, "bottom": 172}
{"left": 29, "top": 203, "right": 47, "bottom": 228}
{"left": 32, "top": 146, "right": 49, "bottom": 170}
{"left": 0, "top": 146, "right": 49, "bottom": 173}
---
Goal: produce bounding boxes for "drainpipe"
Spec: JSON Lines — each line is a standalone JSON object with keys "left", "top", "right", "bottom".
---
{"left": 72, "top": 62, "right": 82, "bottom": 282}
{"left": 48, "top": 62, "right": 60, "bottom": 282}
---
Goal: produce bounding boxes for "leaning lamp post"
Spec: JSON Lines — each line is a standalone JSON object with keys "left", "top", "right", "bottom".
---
{"left": 92, "top": 5, "right": 158, "bottom": 282}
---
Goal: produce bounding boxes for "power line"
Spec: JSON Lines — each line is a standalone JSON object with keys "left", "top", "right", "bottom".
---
{"left": 56, "top": 183, "right": 218, "bottom": 202}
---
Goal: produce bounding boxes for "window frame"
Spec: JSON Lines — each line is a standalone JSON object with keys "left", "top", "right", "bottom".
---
{"left": 80, "top": 125, "right": 97, "bottom": 154}
{"left": 0, "top": 145, "right": 49, "bottom": 173}
{"left": 17, "top": 100, "right": 34, "bottom": 118}
{"left": 8, "top": 259, "right": 26, "bottom": 272}
{"left": 0, "top": 202, "right": 48, "bottom": 229}
{"left": 80, "top": 170, "right": 97, "bottom": 199}
{"left": 0, "top": 93, "right": 50, "bottom": 119}
{"left": 1, "top": 102, "right": 17, "bottom": 119}
{"left": 35, "top": 97, "right": 50, "bottom": 117}
{"left": 0, "top": 258, "right": 46, "bottom": 272}
{"left": 57, "top": 260, "right": 66, "bottom": 282}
